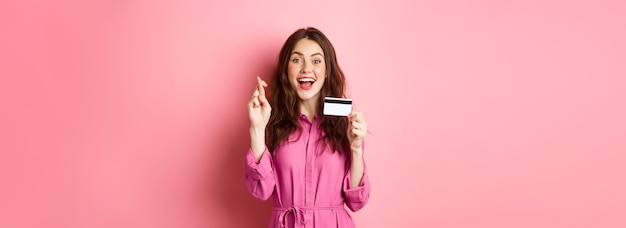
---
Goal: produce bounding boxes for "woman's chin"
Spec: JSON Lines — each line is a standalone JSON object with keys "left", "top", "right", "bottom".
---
{"left": 297, "top": 92, "right": 319, "bottom": 102}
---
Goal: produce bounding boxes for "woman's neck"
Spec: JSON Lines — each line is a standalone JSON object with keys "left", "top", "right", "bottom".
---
{"left": 299, "top": 98, "right": 318, "bottom": 122}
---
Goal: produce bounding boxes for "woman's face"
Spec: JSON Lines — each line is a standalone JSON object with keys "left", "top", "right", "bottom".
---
{"left": 287, "top": 38, "right": 326, "bottom": 102}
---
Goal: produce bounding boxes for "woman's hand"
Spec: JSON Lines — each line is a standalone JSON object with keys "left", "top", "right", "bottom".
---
{"left": 347, "top": 111, "right": 367, "bottom": 154}
{"left": 248, "top": 76, "right": 271, "bottom": 129}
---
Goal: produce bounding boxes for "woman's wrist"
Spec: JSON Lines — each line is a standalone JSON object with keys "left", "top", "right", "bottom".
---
{"left": 351, "top": 140, "right": 364, "bottom": 154}
{"left": 351, "top": 147, "right": 363, "bottom": 156}
{"left": 250, "top": 125, "right": 266, "bottom": 136}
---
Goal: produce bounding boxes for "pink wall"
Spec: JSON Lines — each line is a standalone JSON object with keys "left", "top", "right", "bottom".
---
{"left": 2, "top": 0, "right": 625, "bottom": 227}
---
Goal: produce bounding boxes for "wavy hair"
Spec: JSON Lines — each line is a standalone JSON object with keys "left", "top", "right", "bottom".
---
{"left": 266, "top": 27, "right": 350, "bottom": 155}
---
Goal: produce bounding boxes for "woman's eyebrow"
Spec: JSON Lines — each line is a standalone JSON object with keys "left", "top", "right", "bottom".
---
{"left": 291, "top": 51, "right": 324, "bottom": 57}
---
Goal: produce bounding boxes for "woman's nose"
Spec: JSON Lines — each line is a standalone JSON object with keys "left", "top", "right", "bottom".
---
{"left": 301, "top": 62, "right": 312, "bottom": 73}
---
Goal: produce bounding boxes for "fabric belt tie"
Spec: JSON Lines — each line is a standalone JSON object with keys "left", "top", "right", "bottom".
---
{"left": 274, "top": 206, "right": 344, "bottom": 227}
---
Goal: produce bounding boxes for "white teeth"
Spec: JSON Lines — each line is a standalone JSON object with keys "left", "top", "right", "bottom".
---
{"left": 298, "top": 78, "right": 315, "bottom": 82}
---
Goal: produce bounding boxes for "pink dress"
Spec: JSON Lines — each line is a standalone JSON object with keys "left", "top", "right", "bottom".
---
{"left": 245, "top": 114, "right": 370, "bottom": 228}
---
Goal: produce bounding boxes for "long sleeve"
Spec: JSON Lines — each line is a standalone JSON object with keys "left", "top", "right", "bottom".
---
{"left": 244, "top": 147, "right": 276, "bottom": 200}
{"left": 343, "top": 161, "right": 370, "bottom": 212}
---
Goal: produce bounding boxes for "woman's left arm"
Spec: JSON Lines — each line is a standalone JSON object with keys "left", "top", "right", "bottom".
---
{"left": 348, "top": 111, "right": 367, "bottom": 188}
{"left": 343, "top": 111, "right": 371, "bottom": 211}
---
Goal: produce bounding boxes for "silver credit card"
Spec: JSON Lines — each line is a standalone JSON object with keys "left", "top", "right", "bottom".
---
{"left": 323, "top": 97, "right": 352, "bottom": 116}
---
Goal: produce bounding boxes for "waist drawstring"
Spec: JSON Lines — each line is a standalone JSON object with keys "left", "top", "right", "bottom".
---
{"left": 274, "top": 206, "right": 344, "bottom": 227}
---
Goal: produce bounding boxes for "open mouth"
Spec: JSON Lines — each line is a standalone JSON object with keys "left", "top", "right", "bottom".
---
{"left": 297, "top": 77, "right": 315, "bottom": 90}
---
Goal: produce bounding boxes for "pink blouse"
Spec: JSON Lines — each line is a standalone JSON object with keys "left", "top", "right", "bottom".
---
{"left": 245, "top": 114, "right": 370, "bottom": 228}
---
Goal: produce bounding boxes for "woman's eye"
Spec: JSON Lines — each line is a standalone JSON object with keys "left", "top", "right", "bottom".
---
{"left": 292, "top": 58, "right": 301, "bottom": 63}
{"left": 313, "top": 59, "right": 321, "bottom": 64}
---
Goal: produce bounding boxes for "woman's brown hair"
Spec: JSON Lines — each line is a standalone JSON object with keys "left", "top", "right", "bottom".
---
{"left": 266, "top": 27, "right": 350, "bottom": 155}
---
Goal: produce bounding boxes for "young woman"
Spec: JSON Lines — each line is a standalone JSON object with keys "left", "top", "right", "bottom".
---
{"left": 245, "top": 27, "right": 370, "bottom": 228}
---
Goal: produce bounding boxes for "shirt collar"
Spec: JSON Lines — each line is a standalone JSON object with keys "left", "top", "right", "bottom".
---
{"left": 298, "top": 113, "right": 319, "bottom": 124}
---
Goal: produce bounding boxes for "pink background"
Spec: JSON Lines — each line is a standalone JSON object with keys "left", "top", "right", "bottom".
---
{"left": 2, "top": 0, "right": 625, "bottom": 227}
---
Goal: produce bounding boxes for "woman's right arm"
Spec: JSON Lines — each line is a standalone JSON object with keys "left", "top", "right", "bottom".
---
{"left": 244, "top": 76, "right": 275, "bottom": 200}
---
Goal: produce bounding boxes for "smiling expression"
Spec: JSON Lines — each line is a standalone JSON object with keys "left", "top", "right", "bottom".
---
{"left": 287, "top": 38, "right": 327, "bottom": 102}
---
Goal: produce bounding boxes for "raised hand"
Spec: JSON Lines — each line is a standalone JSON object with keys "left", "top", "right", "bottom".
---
{"left": 248, "top": 76, "right": 271, "bottom": 129}
{"left": 347, "top": 111, "right": 367, "bottom": 154}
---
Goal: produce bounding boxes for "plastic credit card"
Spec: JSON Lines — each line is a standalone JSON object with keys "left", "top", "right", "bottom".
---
{"left": 323, "top": 97, "right": 352, "bottom": 116}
